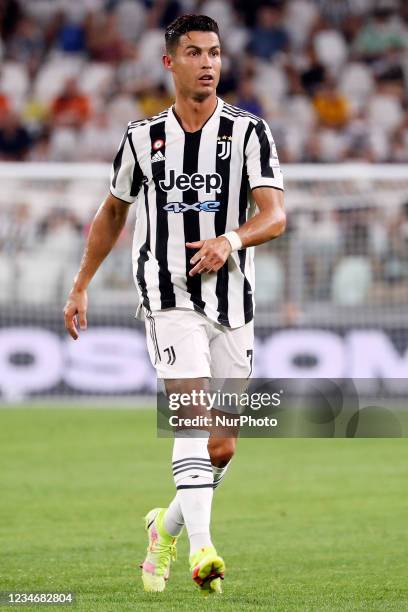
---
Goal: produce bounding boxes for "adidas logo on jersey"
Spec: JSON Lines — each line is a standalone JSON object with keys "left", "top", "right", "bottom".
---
{"left": 151, "top": 150, "right": 165, "bottom": 163}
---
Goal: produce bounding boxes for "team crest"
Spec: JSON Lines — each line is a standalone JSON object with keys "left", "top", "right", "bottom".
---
{"left": 217, "top": 136, "right": 232, "bottom": 160}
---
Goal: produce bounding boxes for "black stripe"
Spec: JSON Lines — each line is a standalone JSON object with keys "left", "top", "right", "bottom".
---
{"left": 183, "top": 131, "right": 206, "bottom": 314}
{"left": 176, "top": 484, "right": 214, "bottom": 490}
{"left": 146, "top": 313, "right": 156, "bottom": 363}
{"left": 136, "top": 183, "right": 151, "bottom": 310}
{"left": 111, "top": 130, "right": 127, "bottom": 188}
{"left": 238, "top": 124, "right": 255, "bottom": 323}
{"left": 255, "top": 120, "right": 274, "bottom": 179}
{"left": 173, "top": 463, "right": 212, "bottom": 474}
{"left": 150, "top": 314, "right": 161, "bottom": 361}
{"left": 222, "top": 108, "right": 259, "bottom": 123}
{"left": 252, "top": 185, "right": 284, "bottom": 191}
{"left": 223, "top": 103, "right": 260, "bottom": 121}
{"left": 215, "top": 116, "right": 234, "bottom": 327}
{"left": 150, "top": 119, "right": 176, "bottom": 308}
{"left": 172, "top": 457, "right": 211, "bottom": 466}
{"left": 173, "top": 462, "right": 212, "bottom": 472}
{"left": 127, "top": 132, "right": 144, "bottom": 197}
{"left": 173, "top": 466, "right": 214, "bottom": 477}
{"left": 129, "top": 110, "right": 168, "bottom": 128}
{"left": 223, "top": 109, "right": 259, "bottom": 123}
{"left": 146, "top": 311, "right": 161, "bottom": 363}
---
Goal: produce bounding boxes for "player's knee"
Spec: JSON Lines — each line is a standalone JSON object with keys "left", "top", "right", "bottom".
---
{"left": 208, "top": 438, "right": 236, "bottom": 467}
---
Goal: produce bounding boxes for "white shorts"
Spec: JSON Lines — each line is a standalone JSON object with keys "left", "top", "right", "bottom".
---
{"left": 144, "top": 308, "right": 254, "bottom": 379}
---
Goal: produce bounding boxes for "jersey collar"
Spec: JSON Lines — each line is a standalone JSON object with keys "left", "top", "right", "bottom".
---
{"left": 169, "top": 97, "right": 224, "bottom": 135}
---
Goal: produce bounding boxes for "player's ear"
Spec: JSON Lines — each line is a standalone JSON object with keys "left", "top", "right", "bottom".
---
{"left": 162, "top": 54, "right": 173, "bottom": 71}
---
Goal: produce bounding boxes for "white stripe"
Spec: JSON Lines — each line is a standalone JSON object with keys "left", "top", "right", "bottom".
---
{"left": 197, "top": 115, "right": 220, "bottom": 322}
{"left": 164, "top": 113, "right": 189, "bottom": 304}
{"left": 225, "top": 119, "right": 248, "bottom": 327}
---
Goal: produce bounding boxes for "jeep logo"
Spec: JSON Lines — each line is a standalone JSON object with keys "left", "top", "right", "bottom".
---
{"left": 159, "top": 169, "right": 222, "bottom": 193}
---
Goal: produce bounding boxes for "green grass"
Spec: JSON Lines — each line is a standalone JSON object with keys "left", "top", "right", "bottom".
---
{"left": 0, "top": 407, "right": 407, "bottom": 611}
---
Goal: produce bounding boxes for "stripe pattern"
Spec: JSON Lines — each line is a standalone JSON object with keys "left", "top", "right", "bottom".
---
{"left": 173, "top": 456, "right": 214, "bottom": 490}
{"left": 110, "top": 99, "right": 284, "bottom": 329}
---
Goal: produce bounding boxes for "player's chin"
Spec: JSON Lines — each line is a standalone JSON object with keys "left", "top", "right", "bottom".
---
{"left": 194, "top": 83, "right": 216, "bottom": 100}
{"left": 194, "top": 86, "right": 215, "bottom": 102}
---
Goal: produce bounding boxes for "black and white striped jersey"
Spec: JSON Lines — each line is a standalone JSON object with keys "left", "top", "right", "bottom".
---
{"left": 110, "top": 98, "right": 284, "bottom": 328}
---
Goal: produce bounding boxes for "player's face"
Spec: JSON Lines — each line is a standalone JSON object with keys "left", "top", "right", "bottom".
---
{"left": 164, "top": 31, "right": 221, "bottom": 102}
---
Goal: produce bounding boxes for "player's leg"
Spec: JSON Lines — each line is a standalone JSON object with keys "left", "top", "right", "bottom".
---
{"left": 181, "top": 321, "right": 253, "bottom": 594}
{"left": 165, "top": 377, "right": 214, "bottom": 558}
{"left": 142, "top": 309, "right": 224, "bottom": 593}
{"left": 164, "top": 376, "right": 225, "bottom": 594}
{"left": 207, "top": 319, "right": 254, "bottom": 488}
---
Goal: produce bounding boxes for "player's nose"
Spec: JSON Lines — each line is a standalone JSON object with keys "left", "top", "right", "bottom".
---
{"left": 201, "top": 53, "right": 213, "bottom": 67}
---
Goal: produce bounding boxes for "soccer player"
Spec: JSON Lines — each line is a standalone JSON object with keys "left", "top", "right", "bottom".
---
{"left": 63, "top": 14, "right": 285, "bottom": 596}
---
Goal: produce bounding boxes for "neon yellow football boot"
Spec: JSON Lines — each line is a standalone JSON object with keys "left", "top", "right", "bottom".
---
{"left": 140, "top": 507, "right": 178, "bottom": 592}
{"left": 190, "top": 546, "right": 225, "bottom": 595}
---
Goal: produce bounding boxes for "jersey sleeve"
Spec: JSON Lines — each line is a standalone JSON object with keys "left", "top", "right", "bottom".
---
{"left": 245, "top": 119, "right": 284, "bottom": 191}
{"left": 110, "top": 127, "right": 144, "bottom": 203}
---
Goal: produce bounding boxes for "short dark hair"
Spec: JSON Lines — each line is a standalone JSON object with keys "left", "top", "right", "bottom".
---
{"left": 165, "top": 14, "right": 219, "bottom": 53}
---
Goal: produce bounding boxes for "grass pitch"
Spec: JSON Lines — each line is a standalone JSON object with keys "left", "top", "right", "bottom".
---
{"left": 0, "top": 407, "right": 407, "bottom": 611}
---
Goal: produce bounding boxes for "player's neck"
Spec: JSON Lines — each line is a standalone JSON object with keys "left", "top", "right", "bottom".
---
{"left": 173, "top": 94, "right": 218, "bottom": 133}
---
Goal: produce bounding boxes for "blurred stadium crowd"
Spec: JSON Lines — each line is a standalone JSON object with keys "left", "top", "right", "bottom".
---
{"left": 0, "top": 0, "right": 407, "bottom": 163}
{"left": 1, "top": 185, "right": 408, "bottom": 314}
{"left": 0, "top": 0, "right": 408, "bottom": 318}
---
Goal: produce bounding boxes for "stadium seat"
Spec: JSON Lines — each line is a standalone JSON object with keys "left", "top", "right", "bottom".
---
{"left": 331, "top": 256, "right": 372, "bottom": 305}
{"left": 107, "top": 94, "right": 143, "bottom": 128}
{"left": 285, "top": 0, "right": 318, "bottom": 49}
{"left": 16, "top": 254, "right": 65, "bottom": 304}
{"left": 254, "top": 62, "right": 288, "bottom": 105}
{"left": 255, "top": 253, "right": 285, "bottom": 307}
{"left": 33, "top": 55, "right": 84, "bottom": 103}
{"left": 48, "top": 127, "right": 79, "bottom": 162}
{"left": 339, "top": 62, "right": 374, "bottom": 110}
{"left": 116, "top": 0, "right": 146, "bottom": 41}
{"left": 0, "top": 62, "right": 29, "bottom": 110}
{"left": 314, "top": 29, "right": 348, "bottom": 75}
{"left": 78, "top": 62, "right": 114, "bottom": 97}
{"left": 368, "top": 93, "right": 404, "bottom": 134}
{"left": 0, "top": 254, "right": 13, "bottom": 303}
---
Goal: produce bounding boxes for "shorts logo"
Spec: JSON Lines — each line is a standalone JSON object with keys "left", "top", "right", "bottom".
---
{"left": 164, "top": 201, "right": 220, "bottom": 213}
{"left": 159, "top": 169, "right": 222, "bottom": 193}
{"left": 164, "top": 345, "right": 176, "bottom": 365}
{"left": 217, "top": 136, "right": 232, "bottom": 160}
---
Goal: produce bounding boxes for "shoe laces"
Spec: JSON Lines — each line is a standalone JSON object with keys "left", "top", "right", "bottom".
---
{"left": 156, "top": 541, "right": 177, "bottom": 574}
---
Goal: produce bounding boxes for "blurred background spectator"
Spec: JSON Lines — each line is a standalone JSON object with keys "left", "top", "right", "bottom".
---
{"left": 0, "top": 0, "right": 406, "bottom": 162}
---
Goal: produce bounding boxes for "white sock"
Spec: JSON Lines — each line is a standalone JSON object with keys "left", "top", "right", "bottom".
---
{"left": 164, "top": 460, "right": 232, "bottom": 536}
{"left": 171, "top": 429, "right": 214, "bottom": 557}
{"left": 212, "top": 460, "right": 231, "bottom": 489}
{"left": 163, "top": 493, "right": 184, "bottom": 537}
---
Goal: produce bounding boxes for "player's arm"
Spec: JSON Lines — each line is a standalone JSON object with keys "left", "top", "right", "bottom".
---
{"left": 188, "top": 188, "right": 285, "bottom": 276}
{"left": 236, "top": 186, "right": 285, "bottom": 246}
{"left": 63, "top": 193, "right": 131, "bottom": 340}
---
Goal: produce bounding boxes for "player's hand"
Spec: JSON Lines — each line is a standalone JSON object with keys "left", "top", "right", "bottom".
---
{"left": 186, "top": 237, "right": 232, "bottom": 276}
{"left": 63, "top": 289, "right": 88, "bottom": 340}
